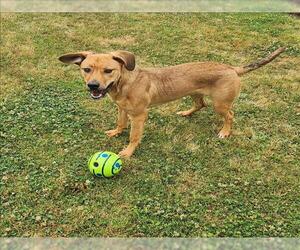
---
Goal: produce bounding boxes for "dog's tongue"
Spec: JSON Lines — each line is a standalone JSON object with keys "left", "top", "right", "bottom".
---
{"left": 93, "top": 89, "right": 101, "bottom": 96}
{"left": 91, "top": 89, "right": 103, "bottom": 99}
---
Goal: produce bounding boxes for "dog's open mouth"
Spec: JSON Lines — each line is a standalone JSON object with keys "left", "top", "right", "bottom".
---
{"left": 90, "top": 89, "right": 106, "bottom": 99}
{"left": 89, "top": 81, "right": 115, "bottom": 100}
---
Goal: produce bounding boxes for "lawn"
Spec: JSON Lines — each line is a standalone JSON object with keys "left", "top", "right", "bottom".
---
{"left": 0, "top": 13, "right": 299, "bottom": 237}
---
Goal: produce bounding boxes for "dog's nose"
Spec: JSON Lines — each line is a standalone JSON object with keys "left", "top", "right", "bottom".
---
{"left": 87, "top": 80, "right": 100, "bottom": 90}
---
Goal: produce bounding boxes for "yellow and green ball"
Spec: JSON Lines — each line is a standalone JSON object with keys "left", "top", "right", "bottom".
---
{"left": 88, "top": 151, "right": 122, "bottom": 178}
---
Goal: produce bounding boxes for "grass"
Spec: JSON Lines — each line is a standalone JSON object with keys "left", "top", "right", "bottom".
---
{"left": 0, "top": 13, "right": 300, "bottom": 237}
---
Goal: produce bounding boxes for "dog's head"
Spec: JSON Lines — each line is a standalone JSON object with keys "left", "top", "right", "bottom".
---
{"left": 59, "top": 51, "right": 135, "bottom": 99}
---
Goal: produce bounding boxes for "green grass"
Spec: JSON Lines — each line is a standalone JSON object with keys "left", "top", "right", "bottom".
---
{"left": 0, "top": 13, "right": 300, "bottom": 237}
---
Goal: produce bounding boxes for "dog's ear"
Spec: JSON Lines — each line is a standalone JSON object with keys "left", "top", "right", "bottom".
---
{"left": 58, "top": 51, "right": 93, "bottom": 65}
{"left": 112, "top": 51, "right": 135, "bottom": 71}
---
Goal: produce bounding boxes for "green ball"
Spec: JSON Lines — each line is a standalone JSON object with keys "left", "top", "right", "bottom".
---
{"left": 88, "top": 151, "right": 122, "bottom": 178}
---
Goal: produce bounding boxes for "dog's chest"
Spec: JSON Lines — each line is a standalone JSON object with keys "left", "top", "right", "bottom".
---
{"left": 109, "top": 94, "right": 133, "bottom": 111}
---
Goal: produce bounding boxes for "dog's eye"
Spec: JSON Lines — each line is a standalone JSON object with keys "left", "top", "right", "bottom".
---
{"left": 83, "top": 68, "right": 92, "bottom": 73}
{"left": 104, "top": 69, "right": 113, "bottom": 74}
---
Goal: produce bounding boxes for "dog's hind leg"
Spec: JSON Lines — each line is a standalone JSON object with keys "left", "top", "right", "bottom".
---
{"left": 214, "top": 101, "right": 234, "bottom": 138}
{"left": 212, "top": 78, "right": 240, "bottom": 138}
{"left": 177, "top": 94, "right": 207, "bottom": 117}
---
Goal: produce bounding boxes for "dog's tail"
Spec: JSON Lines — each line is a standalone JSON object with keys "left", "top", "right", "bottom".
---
{"left": 234, "top": 47, "right": 286, "bottom": 76}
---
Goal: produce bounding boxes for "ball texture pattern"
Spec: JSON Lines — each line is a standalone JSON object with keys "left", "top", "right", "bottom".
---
{"left": 88, "top": 151, "right": 122, "bottom": 178}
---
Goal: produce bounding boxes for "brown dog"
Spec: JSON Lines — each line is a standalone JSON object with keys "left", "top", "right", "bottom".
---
{"left": 59, "top": 47, "right": 285, "bottom": 157}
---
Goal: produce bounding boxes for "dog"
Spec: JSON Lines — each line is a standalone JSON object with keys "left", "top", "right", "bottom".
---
{"left": 59, "top": 47, "right": 285, "bottom": 158}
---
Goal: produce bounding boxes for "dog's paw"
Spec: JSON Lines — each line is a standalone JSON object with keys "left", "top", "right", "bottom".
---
{"left": 218, "top": 130, "right": 231, "bottom": 139}
{"left": 105, "top": 129, "right": 121, "bottom": 137}
{"left": 176, "top": 110, "right": 193, "bottom": 117}
{"left": 118, "top": 148, "right": 133, "bottom": 158}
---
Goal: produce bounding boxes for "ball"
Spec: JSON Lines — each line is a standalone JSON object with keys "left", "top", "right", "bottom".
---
{"left": 88, "top": 151, "right": 122, "bottom": 178}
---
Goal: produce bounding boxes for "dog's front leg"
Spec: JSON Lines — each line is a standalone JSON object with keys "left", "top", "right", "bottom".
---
{"left": 119, "top": 111, "right": 148, "bottom": 158}
{"left": 105, "top": 107, "right": 128, "bottom": 137}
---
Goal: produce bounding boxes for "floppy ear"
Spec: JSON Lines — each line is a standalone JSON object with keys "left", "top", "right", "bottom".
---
{"left": 58, "top": 51, "right": 93, "bottom": 65}
{"left": 111, "top": 51, "right": 135, "bottom": 71}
